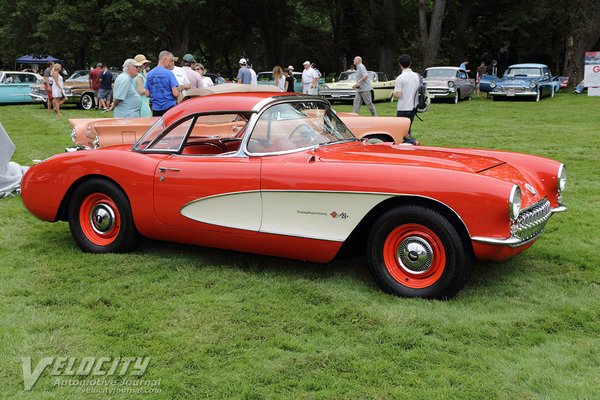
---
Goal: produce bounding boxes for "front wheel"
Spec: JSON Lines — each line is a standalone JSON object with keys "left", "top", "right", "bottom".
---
{"left": 68, "top": 179, "right": 142, "bottom": 253}
{"left": 534, "top": 90, "right": 541, "bottom": 102}
{"left": 79, "top": 93, "right": 94, "bottom": 110}
{"left": 367, "top": 206, "right": 473, "bottom": 299}
{"left": 453, "top": 90, "right": 459, "bottom": 104}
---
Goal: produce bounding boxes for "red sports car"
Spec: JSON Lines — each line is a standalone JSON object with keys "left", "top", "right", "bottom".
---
{"left": 21, "top": 92, "right": 567, "bottom": 299}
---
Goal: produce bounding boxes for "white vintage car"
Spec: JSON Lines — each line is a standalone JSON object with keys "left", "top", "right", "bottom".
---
{"left": 320, "top": 70, "right": 395, "bottom": 102}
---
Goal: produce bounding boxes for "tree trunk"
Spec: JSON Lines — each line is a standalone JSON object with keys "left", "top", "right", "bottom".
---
{"left": 378, "top": 0, "right": 396, "bottom": 79}
{"left": 418, "top": 0, "right": 447, "bottom": 68}
{"left": 452, "top": 0, "right": 473, "bottom": 65}
{"left": 562, "top": 0, "right": 600, "bottom": 85}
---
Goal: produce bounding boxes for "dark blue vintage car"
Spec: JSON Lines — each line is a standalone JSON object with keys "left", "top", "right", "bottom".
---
{"left": 480, "top": 63, "right": 560, "bottom": 101}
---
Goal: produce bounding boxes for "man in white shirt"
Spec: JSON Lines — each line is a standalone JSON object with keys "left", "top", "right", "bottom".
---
{"left": 394, "top": 54, "right": 420, "bottom": 134}
{"left": 168, "top": 56, "right": 191, "bottom": 98}
{"left": 248, "top": 63, "right": 257, "bottom": 85}
{"left": 301, "top": 61, "right": 319, "bottom": 94}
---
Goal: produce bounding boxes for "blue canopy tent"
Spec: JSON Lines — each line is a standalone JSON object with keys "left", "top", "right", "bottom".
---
{"left": 14, "top": 55, "right": 64, "bottom": 70}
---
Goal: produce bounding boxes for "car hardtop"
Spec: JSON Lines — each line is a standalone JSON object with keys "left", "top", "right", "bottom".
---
{"left": 337, "top": 70, "right": 385, "bottom": 82}
{"left": 424, "top": 67, "right": 468, "bottom": 78}
{"left": 0, "top": 71, "right": 42, "bottom": 83}
{"left": 508, "top": 63, "right": 549, "bottom": 69}
{"left": 161, "top": 91, "right": 313, "bottom": 126}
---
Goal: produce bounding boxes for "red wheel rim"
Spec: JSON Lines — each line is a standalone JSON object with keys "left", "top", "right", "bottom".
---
{"left": 383, "top": 224, "right": 446, "bottom": 289}
{"left": 79, "top": 193, "right": 121, "bottom": 246}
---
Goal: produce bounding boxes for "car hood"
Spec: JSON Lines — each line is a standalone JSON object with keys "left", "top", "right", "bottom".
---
{"left": 498, "top": 77, "right": 539, "bottom": 87}
{"left": 316, "top": 143, "right": 506, "bottom": 173}
{"left": 326, "top": 81, "right": 356, "bottom": 89}
{"left": 424, "top": 78, "right": 452, "bottom": 86}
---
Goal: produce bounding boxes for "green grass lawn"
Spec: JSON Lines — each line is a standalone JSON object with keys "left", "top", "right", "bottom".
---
{"left": 1, "top": 94, "right": 599, "bottom": 399}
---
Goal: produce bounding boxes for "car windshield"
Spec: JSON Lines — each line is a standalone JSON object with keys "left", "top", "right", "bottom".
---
{"left": 67, "top": 70, "right": 89, "bottom": 81}
{"left": 504, "top": 68, "right": 542, "bottom": 78}
{"left": 247, "top": 100, "right": 357, "bottom": 154}
{"left": 133, "top": 118, "right": 166, "bottom": 151}
{"left": 257, "top": 73, "right": 273, "bottom": 82}
{"left": 338, "top": 71, "right": 358, "bottom": 81}
{"left": 425, "top": 68, "right": 457, "bottom": 78}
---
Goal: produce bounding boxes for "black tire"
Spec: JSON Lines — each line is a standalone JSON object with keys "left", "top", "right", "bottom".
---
{"left": 367, "top": 134, "right": 394, "bottom": 143}
{"left": 366, "top": 205, "right": 473, "bottom": 299}
{"left": 79, "top": 93, "right": 95, "bottom": 110}
{"left": 68, "top": 179, "right": 142, "bottom": 253}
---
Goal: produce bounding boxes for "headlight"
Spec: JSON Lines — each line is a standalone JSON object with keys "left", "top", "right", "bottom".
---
{"left": 509, "top": 185, "right": 521, "bottom": 222}
{"left": 63, "top": 87, "right": 73, "bottom": 95}
{"left": 557, "top": 164, "right": 567, "bottom": 192}
{"left": 448, "top": 81, "right": 455, "bottom": 88}
{"left": 321, "top": 85, "right": 330, "bottom": 91}
{"left": 490, "top": 80, "right": 496, "bottom": 88}
{"left": 529, "top": 80, "right": 537, "bottom": 88}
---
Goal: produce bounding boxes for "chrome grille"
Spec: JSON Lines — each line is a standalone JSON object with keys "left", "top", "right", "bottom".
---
{"left": 514, "top": 199, "right": 552, "bottom": 241}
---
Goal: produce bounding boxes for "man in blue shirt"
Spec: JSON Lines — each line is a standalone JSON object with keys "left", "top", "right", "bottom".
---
{"left": 236, "top": 58, "right": 252, "bottom": 84}
{"left": 145, "top": 50, "right": 180, "bottom": 116}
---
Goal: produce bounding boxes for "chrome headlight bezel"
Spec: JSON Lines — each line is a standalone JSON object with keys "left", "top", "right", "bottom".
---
{"left": 321, "top": 84, "right": 330, "bottom": 91}
{"left": 557, "top": 164, "right": 567, "bottom": 192}
{"left": 509, "top": 185, "right": 522, "bottom": 222}
{"left": 490, "top": 80, "right": 496, "bottom": 88}
{"left": 448, "top": 81, "right": 456, "bottom": 88}
{"left": 529, "top": 80, "right": 537, "bottom": 88}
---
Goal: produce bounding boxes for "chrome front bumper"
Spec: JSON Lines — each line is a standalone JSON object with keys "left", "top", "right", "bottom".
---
{"left": 472, "top": 201, "right": 566, "bottom": 247}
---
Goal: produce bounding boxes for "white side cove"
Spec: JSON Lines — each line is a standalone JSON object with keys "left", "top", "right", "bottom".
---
{"left": 180, "top": 191, "right": 393, "bottom": 241}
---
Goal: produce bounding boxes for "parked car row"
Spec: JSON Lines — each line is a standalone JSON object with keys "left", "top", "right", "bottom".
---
{"left": 0, "top": 62, "right": 562, "bottom": 108}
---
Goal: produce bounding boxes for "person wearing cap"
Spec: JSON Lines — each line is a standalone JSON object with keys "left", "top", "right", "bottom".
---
{"left": 182, "top": 54, "right": 203, "bottom": 89}
{"left": 145, "top": 50, "right": 180, "bottom": 116}
{"left": 109, "top": 58, "right": 142, "bottom": 118}
{"left": 302, "top": 61, "right": 319, "bottom": 95}
{"left": 133, "top": 54, "right": 152, "bottom": 117}
{"left": 237, "top": 58, "right": 252, "bottom": 84}
{"left": 89, "top": 62, "right": 103, "bottom": 109}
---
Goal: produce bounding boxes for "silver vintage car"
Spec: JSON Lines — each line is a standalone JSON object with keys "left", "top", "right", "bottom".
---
{"left": 423, "top": 67, "right": 475, "bottom": 103}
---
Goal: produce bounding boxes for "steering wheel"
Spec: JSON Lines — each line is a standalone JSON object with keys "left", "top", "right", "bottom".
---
{"left": 288, "top": 124, "right": 318, "bottom": 145}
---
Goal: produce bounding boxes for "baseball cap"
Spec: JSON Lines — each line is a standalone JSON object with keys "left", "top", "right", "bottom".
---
{"left": 239, "top": 58, "right": 247, "bottom": 65}
{"left": 183, "top": 54, "right": 196, "bottom": 63}
{"left": 288, "top": 65, "right": 294, "bottom": 70}
{"left": 134, "top": 54, "right": 151, "bottom": 64}
{"left": 303, "top": 61, "right": 310, "bottom": 66}
{"left": 123, "top": 58, "right": 143, "bottom": 68}
{"left": 172, "top": 56, "right": 179, "bottom": 62}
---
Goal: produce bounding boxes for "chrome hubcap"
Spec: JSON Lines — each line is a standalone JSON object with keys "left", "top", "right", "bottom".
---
{"left": 397, "top": 236, "right": 433, "bottom": 274}
{"left": 90, "top": 203, "right": 115, "bottom": 234}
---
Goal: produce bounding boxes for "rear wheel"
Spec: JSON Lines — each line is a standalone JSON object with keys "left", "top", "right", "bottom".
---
{"left": 68, "top": 179, "right": 141, "bottom": 253}
{"left": 367, "top": 206, "right": 472, "bottom": 299}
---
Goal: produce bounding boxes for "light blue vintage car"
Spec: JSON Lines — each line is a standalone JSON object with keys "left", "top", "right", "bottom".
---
{"left": 0, "top": 71, "right": 43, "bottom": 104}
{"left": 481, "top": 63, "right": 560, "bottom": 101}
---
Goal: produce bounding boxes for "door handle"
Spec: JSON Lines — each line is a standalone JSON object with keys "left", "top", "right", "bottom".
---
{"left": 158, "top": 167, "right": 180, "bottom": 173}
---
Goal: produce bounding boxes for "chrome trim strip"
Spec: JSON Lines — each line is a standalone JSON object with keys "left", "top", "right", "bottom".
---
{"left": 551, "top": 205, "right": 567, "bottom": 213}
